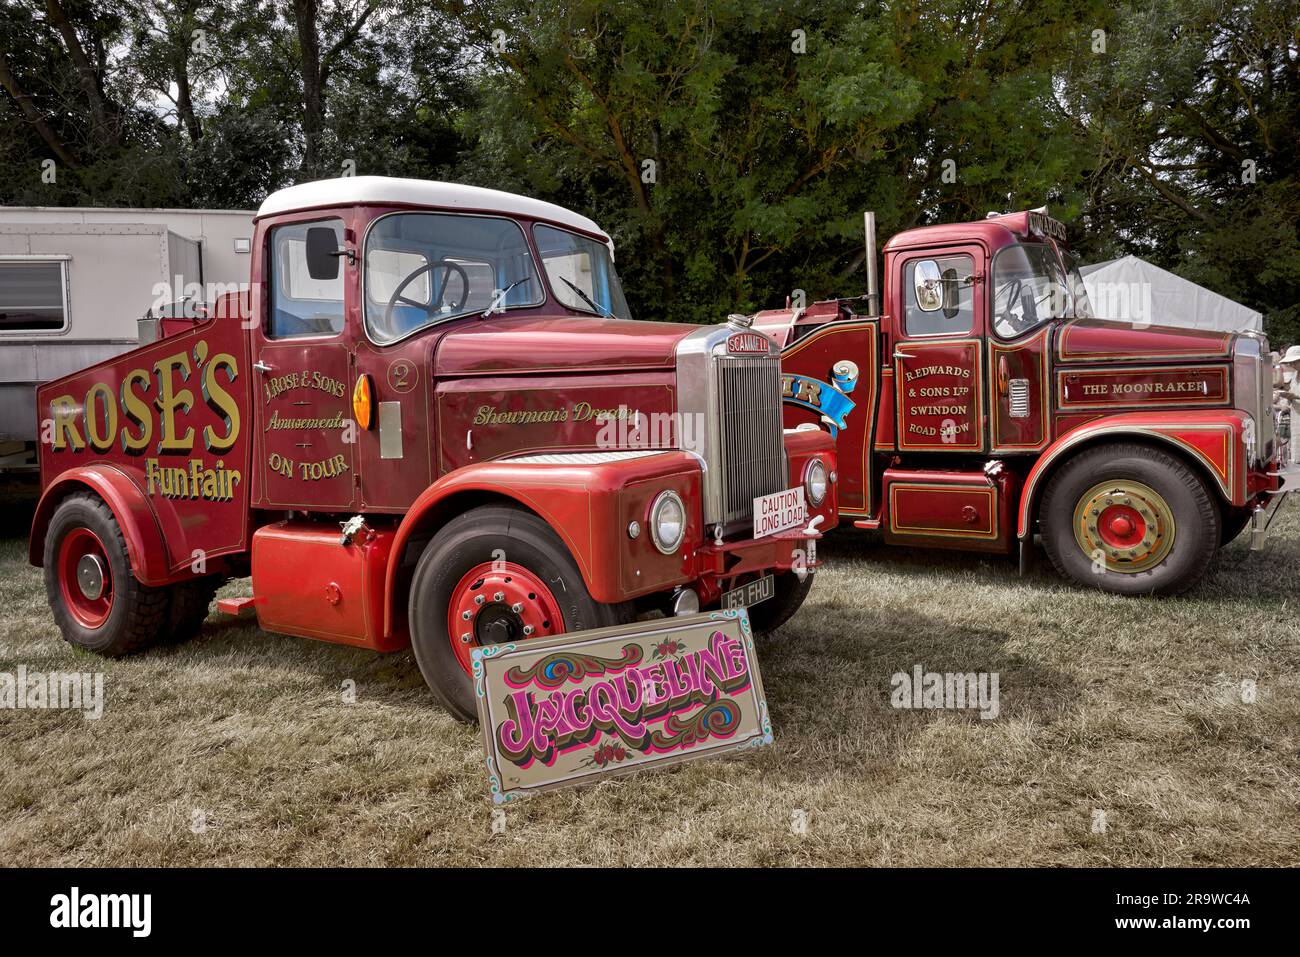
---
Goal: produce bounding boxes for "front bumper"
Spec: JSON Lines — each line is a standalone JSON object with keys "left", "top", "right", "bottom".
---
{"left": 700, "top": 525, "right": 823, "bottom": 575}
{"left": 692, "top": 525, "right": 824, "bottom": 604}
{"left": 1251, "top": 462, "right": 1300, "bottom": 550}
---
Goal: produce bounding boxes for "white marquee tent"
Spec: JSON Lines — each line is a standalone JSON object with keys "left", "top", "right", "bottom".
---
{"left": 1079, "top": 254, "right": 1263, "bottom": 333}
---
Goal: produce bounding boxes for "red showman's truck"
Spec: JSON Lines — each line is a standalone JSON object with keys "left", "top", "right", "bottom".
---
{"left": 758, "top": 209, "right": 1288, "bottom": 595}
{"left": 30, "top": 177, "right": 836, "bottom": 720}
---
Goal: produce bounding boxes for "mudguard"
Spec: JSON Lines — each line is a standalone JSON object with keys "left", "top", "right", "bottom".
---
{"left": 383, "top": 451, "right": 706, "bottom": 638}
{"left": 29, "top": 464, "right": 174, "bottom": 585}
{"left": 1017, "top": 410, "right": 1251, "bottom": 539}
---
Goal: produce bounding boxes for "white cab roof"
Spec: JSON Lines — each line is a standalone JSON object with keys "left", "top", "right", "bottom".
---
{"left": 257, "top": 176, "right": 608, "bottom": 239}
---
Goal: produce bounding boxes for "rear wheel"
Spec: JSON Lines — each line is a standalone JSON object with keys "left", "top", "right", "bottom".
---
{"left": 746, "top": 572, "right": 814, "bottom": 637}
{"left": 408, "top": 505, "right": 628, "bottom": 721}
{"left": 43, "top": 492, "right": 169, "bottom": 657}
{"left": 1039, "top": 443, "right": 1218, "bottom": 596}
{"left": 164, "top": 575, "right": 223, "bottom": 643}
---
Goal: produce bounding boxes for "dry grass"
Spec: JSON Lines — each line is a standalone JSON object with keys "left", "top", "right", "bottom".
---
{"left": 2, "top": 495, "right": 1298, "bottom": 866}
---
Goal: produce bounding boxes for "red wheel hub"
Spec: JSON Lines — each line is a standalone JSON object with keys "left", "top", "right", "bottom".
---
{"left": 1096, "top": 503, "right": 1146, "bottom": 549}
{"left": 58, "top": 527, "right": 113, "bottom": 628}
{"left": 446, "top": 562, "right": 563, "bottom": 674}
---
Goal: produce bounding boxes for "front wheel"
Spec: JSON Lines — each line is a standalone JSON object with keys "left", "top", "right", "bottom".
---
{"left": 746, "top": 572, "right": 814, "bottom": 637}
{"left": 408, "top": 505, "right": 628, "bottom": 721}
{"left": 1038, "top": 443, "right": 1219, "bottom": 596}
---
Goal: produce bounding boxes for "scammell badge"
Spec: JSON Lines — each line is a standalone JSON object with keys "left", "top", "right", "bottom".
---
{"left": 727, "top": 331, "right": 771, "bottom": 355}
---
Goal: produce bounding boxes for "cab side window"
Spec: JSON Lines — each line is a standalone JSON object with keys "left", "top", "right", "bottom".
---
{"left": 269, "top": 220, "right": 345, "bottom": 338}
{"left": 903, "top": 254, "right": 974, "bottom": 337}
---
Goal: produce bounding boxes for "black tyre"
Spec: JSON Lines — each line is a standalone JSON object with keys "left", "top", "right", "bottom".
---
{"left": 746, "top": 572, "right": 814, "bottom": 637}
{"left": 1038, "top": 443, "right": 1219, "bottom": 596}
{"left": 408, "top": 505, "right": 629, "bottom": 721}
{"left": 1219, "top": 507, "right": 1252, "bottom": 546}
{"left": 163, "top": 575, "right": 223, "bottom": 643}
{"left": 42, "top": 492, "right": 170, "bottom": 657}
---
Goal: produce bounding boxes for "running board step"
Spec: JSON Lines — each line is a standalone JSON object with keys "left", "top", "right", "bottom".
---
{"left": 215, "top": 596, "right": 261, "bottom": 617}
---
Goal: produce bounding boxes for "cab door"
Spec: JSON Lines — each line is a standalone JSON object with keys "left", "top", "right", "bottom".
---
{"left": 892, "top": 246, "right": 986, "bottom": 453}
{"left": 251, "top": 217, "right": 359, "bottom": 511}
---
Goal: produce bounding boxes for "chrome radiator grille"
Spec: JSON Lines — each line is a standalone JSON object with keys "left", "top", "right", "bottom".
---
{"left": 716, "top": 356, "right": 786, "bottom": 527}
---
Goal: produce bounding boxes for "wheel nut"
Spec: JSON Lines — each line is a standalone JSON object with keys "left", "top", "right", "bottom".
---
{"left": 522, "top": 625, "right": 534, "bottom": 636}
{"left": 461, "top": 610, "right": 472, "bottom": 621}
{"left": 474, "top": 595, "right": 485, "bottom": 605}
{"left": 460, "top": 632, "right": 471, "bottom": 643}
{"left": 493, "top": 591, "right": 505, "bottom": 602}
{"left": 511, "top": 602, "right": 523, "bottom": 613}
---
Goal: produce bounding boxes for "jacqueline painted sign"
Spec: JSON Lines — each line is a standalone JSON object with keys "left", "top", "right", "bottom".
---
{"left": 473, "top": 610, "right": 772, "bottom": 802}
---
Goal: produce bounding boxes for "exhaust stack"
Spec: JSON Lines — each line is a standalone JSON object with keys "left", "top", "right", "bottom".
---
{"left": 864, "top": 211, "right": 878, "bottom": 317}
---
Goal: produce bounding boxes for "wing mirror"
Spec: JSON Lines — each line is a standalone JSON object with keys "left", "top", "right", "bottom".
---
{"left": 305, "top": 226, "right": 349, "bottom": 281}
{"left": 913, "top": 260, "right": 944, "bottom": 312}
{"left": 915, "top": 259, "right": 973, "bottom": 317}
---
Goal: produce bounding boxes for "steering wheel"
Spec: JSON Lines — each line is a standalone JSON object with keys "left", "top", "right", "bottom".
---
{"left": 383, "top": 259, "right": 470, "bottom": 331}
{"left": 996, "top": 278, "right": 1028, "bottom": 333}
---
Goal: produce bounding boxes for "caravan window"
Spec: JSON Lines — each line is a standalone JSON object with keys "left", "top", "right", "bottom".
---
{"left": 0, "top": 259, "right": 69, "bottom": 333}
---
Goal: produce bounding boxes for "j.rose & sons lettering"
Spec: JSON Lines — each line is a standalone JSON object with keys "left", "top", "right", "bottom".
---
{"left": 262, "top": 370, "right": 347, "bottom": 401}
{"left": 496, "top": 630, "right": 751, "bottom": 766}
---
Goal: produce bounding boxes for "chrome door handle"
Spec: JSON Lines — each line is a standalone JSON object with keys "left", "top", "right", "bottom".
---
{"left": 893, "top": 351, "right": 916, "bottom": 360}
{"left": 253, "top": 361, "right": 273, "bottom": 374}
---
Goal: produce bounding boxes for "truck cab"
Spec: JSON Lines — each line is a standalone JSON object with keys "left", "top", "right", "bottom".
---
{"left": 757, "top": 209, "right": 1283, "bottom": 596}
{"left": 30, "top": 177, "right": 837, "bottom": 720}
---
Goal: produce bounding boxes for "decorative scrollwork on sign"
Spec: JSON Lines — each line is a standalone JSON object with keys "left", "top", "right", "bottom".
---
{"left": 504, "top": 642, "right": 643, "bottom": 689}
{"left": 473, "top": 644, "right": 517, "bottom": 699}
{"left": 648, "top": 699, "right": 743, "bottom": 751}
{"left": 486, "top": 755, "right": 513, "bottom": 804}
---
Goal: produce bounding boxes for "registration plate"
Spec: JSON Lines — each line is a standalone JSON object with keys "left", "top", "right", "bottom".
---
{"left": 722, "top": 574, "right": 774, "bottom": 610}
{"left": 753, "top": 487, "right": 806, "bottom": 538}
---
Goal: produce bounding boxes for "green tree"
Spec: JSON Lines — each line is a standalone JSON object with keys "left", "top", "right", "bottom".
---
{"left": 455, "top": 0, "right": 1108, "bottom": 322}
{"left": 1059, "top": 0, "right": 1300, "bottom": 341}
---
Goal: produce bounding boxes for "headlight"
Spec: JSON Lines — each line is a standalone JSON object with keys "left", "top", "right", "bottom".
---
{"left": 804, "top": 458, "right": 828, "bottom": 506}
{"left": 1234, "top": 335, "right": 1273, "bottom": 461}
{"left": 649, "top": 490, "right": 686, "bottom": 555}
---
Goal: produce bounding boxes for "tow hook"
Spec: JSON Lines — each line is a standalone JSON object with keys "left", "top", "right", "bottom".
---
{"left": 339, "top": 515, "right": 370, "bottom": 547}
{"left": 795, "top": 515, "right": 825, "bottom": 581}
